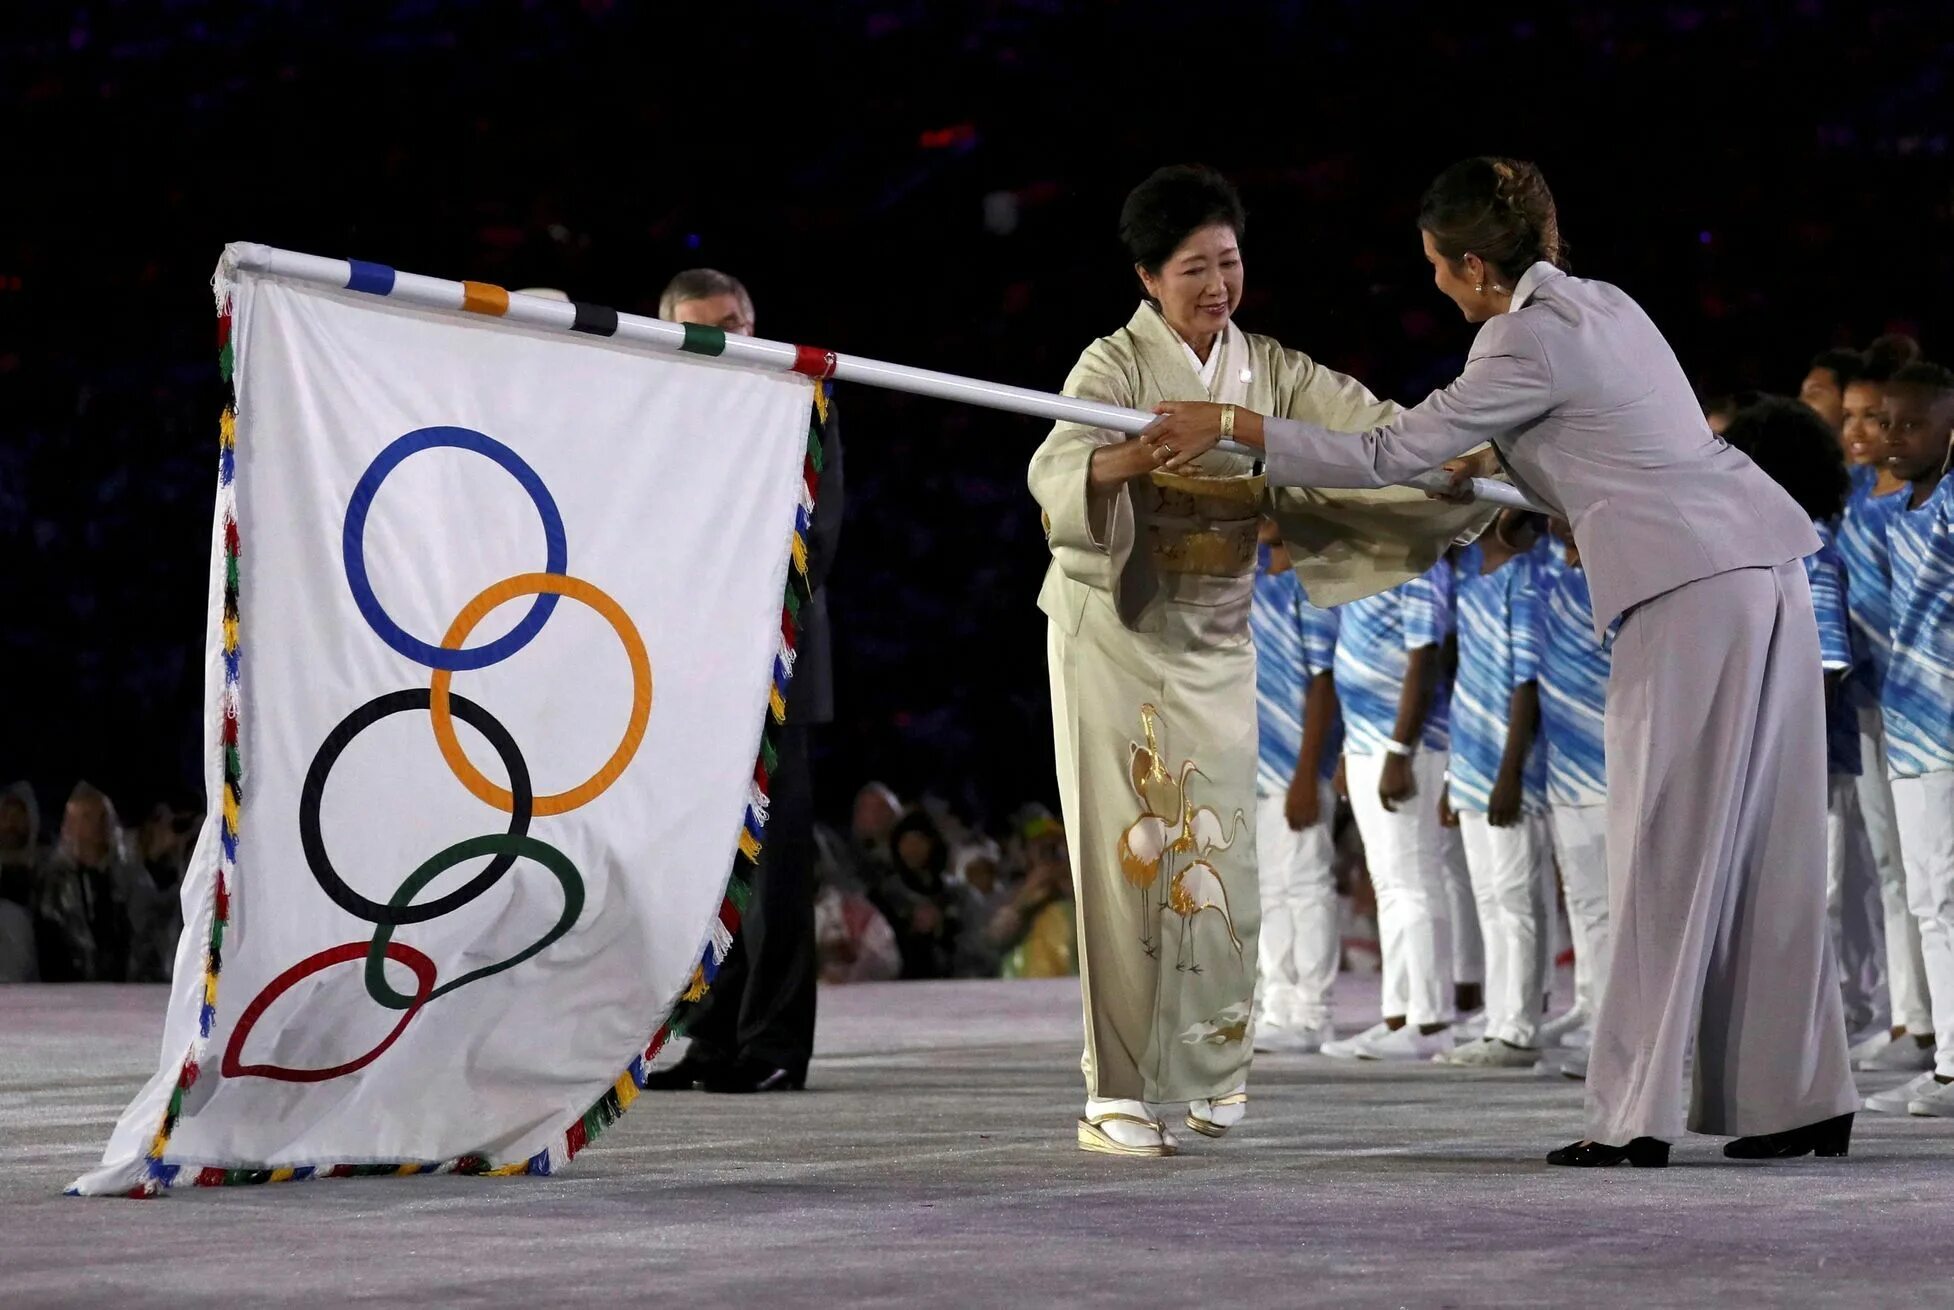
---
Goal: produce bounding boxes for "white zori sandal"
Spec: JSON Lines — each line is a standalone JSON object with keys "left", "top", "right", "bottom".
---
{"left": 1185, "top": 1087, "right": 1248, "bottom": 1138}
{"left": 1078, "top": 1098, "right": 1178, "bottom": 1157}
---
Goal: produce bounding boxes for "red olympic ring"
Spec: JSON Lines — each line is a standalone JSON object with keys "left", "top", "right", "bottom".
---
{"left": 222, "top": 941, "right": 437, "bottom": 1083}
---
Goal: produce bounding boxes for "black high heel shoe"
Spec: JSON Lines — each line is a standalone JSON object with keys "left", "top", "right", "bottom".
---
{"left": 1723, "top": 1112, "right": 1853, "bottom": 1160}
{"left": 1546, "top": 1137, "right": 1670, "bottom": 1168}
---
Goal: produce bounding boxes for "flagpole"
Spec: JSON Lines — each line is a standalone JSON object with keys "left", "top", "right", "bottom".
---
{"left": 221, "top": 243, "right": 1543, "bottom": 512}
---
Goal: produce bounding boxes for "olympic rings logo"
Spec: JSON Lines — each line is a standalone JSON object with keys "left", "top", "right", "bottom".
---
{"left": 222, "top": 427, "right": 651, "bottom": 1083}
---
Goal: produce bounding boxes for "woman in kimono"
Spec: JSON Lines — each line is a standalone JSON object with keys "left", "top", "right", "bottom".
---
{"left": 1143, "top": 157, "right": 1859, "bottom": 1167}
{"left": 1030, "top": 165, "right": 1489, "bottom": 1157}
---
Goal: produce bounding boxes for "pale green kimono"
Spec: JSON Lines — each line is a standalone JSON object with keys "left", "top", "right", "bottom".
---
{"left": 1030, "top": 303, "right": 1489, "bottom": 1104}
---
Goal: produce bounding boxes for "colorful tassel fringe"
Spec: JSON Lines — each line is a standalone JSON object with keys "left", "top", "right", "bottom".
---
{"left": 126, "top": 303, "right": 247, "bottom": 1198}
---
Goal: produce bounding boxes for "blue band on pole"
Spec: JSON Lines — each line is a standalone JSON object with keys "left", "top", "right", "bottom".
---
{"left": 345, "top": 260, "right": 396, "bottom": 296}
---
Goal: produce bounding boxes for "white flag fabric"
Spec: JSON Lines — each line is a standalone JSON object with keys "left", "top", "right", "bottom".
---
{"left": 75, "top": 250, "right": 817, "bottom": 1194}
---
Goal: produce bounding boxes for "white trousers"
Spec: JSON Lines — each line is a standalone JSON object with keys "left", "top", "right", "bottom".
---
{"left": 1441, "top": 822, "right": 1484, "bottom": 987}
{"left": 1254, "top": 782, "right": 1340, "bottom": 1030}
{"left": 1458, "top": 811, "right": 1551, "bottom": 1046}
{"left": 1892, "top": 770, "right": 1954, "bottom": 1079}
{"left": 1346, "top": 750, "right": 1453, "bottom": 1026}
{"left": 1549, "top": 802, "right": 1611, "bottom": 1021}
{"left": 1826, "top": 773, "right": 1888, "bottom": 1034}
{"left": 1858, "top": 704, "right": 1933, "bottom": 1034}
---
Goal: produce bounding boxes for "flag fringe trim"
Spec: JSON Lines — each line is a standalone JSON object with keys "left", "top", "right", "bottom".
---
{"left": 110, "top": 315, "right": 829, "bottom": 1196}
{"left": 111, "top": 304, "right": 245, "bottom": 1198}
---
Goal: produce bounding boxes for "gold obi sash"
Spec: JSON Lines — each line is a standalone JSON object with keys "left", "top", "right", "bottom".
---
{"left": 1142, "top": 469, "right": 1266, "bottom": 577}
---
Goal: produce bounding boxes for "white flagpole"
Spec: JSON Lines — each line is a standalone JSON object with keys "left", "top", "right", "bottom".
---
{"left": 221, "top": 243, "right": 1543, "bottom": 512}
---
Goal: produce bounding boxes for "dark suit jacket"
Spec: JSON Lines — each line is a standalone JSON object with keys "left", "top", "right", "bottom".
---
{"left": 790, "top": 400, "right": 843, "bottom": 724}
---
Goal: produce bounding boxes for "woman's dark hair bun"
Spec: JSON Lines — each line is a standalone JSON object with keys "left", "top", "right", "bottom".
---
{"left": 1419, "top": 157, "right": 1567, "bottom": 281}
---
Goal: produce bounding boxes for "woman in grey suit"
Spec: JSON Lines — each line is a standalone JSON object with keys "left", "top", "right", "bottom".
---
{"left": 1142, "top": 157, "right": 1859, "bottom": 1166}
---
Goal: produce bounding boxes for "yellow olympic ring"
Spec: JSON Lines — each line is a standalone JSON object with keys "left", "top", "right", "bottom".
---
{"left": 429, "top": 572, "right": 651, "bottom": 816}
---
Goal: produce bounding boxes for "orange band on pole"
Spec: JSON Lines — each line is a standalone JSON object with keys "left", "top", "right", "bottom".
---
{"left": 460, "top": 281, "right": 510, "bottom": 316}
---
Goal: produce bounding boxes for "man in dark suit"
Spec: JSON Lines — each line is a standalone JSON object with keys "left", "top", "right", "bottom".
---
{"left": 647, "top": 269, "right": 842, "bottom": 1093}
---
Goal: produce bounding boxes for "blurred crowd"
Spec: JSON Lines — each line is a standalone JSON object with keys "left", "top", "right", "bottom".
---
{"left": 0, "top": 781, "right": 198, "bottom": 983}
{"left": 812, "top": 783, "right": 1079, "bottom": 983}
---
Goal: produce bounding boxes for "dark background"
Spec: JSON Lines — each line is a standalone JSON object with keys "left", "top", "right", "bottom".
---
{"left": 3, "top": 0, "right": 1950, "bottom": 830}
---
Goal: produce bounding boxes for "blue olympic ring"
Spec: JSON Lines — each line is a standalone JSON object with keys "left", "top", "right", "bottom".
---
{"left": 342, "top": 426, "right": 568, "bottom": 670}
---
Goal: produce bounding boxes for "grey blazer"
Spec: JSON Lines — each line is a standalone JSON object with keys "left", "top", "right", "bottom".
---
{"left": 1262, "top": 264, "right": 1819, "bottom": 634}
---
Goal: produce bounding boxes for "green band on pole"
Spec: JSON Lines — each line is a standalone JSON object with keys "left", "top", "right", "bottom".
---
{"left": 679, "top": 323, "right": 727, "bottom": 357}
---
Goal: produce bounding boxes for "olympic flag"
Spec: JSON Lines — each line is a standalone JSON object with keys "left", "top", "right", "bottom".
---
{"left": 74, "top": 249, "right": 823, "bottom": 1195}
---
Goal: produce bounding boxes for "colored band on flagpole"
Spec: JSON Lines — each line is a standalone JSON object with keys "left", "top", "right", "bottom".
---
{"left": 461, "top": 281, "right": 510, "bottom": 317}
{"left": 680, "top": 323, "right": 727, "bottom": 357}
{"left": 792, "top": 345, "right": 837, "bottom": 380}
{"left": 346, "top": 260, "right": 396, "bottom": 297}
{"left": 572, "top": 302, "right": 619, "bottom": 337}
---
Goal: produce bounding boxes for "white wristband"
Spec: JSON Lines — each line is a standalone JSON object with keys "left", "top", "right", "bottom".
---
{"left": 1383, "top": 739, "right": 1414, "bottom": 758}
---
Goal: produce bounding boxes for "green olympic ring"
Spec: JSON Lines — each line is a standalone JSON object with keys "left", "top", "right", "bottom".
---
{"left": 363, "top": 832, "right": 585, "bottom": 1011}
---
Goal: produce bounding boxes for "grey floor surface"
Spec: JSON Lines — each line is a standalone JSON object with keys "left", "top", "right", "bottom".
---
{"left": 2, "top": 976, "right": 1949, "bottom": 1309}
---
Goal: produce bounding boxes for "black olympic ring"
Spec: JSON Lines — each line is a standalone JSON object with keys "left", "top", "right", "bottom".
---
{"left": 299, "top": 688, "right": 533, "bottom": 926}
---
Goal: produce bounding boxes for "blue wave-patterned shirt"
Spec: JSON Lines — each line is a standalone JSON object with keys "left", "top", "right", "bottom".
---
{"left": 1883, "top": 475, "right": 1954, "bottom": 777}
{"left": 1447, "top": 541, "right": 1548, "bottom": 813}
{"left": 1251, "top": 547, "right": 1341, "bottom": 793}
{"left": 1538, "top": 542, "right": 1611, "bottom": 807}
{"left": 1804, "top": 520, "right": 1861, "bottom": 776}
{"left": 1838, "top": 465, "right": 1908, "bottom": 701}
{"left": 1333, "top": 561, "right": 1453, "bottom": 756}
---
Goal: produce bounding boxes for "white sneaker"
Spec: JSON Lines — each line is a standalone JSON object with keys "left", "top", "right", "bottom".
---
{"left": 1434, "top": 1037, "right": 1541, "bottom": 1068}
{"left": 1291, "top": 1022, "right": 1334, "bottom": 1054}
{"left": 1453, "top": 1011, "right": 1488, "bottom": 1043}
{"left": 1865, "top": 1070, "right": 1941, "bottom": 1115}
{"left": 1847, "top": 1020, "right": 1888, "bottom": 1050}
{"left": 1432, "top": 1036, "right": 1491, "bottom": 1065}
{"left": 1537, "top": 1007, "right": 1591, "bottom": 1049}
{"left": 1907, "top": 1077, "right": 1954, "bottom": 1117}
{"left": 1257, "top": 1022, "right": 1333, "bottom": 1054}
{"left": 1844, "top": 1024, "right": 1891, "bottom": 1055}
{"left": 1354, "top": 1024, "right": 1456, "bottom": 1062}
{"left": 1554, "top": 1047, "right": 1589, "bottom": 1081}
{"left": 1858, "top": 1032, "right": 1937, "bottom": 1073}
{"left": 1078, "top": 1098, "right": 1176, "bottom": 1156}
{"left": 1322, "top": 1020, "right": 1392, "bottom": 1060}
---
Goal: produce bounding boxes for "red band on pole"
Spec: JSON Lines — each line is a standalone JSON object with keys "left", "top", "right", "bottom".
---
{"left": 792, "top": 345, "right": 837, "bottom": 380}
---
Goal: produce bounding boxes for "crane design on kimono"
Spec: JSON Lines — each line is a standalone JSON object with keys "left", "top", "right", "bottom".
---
{"left": 1116, "top": 703, "right": 1247, "bottom": 972}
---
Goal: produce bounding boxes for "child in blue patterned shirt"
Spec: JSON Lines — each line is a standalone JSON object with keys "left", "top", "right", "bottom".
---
{"left": 1249, "top": 520, "right": 1344, "bottom": 1052}
{"left": 1838, "top": 353, "right": 1936, "bottom": 1072}
{"left": 1322, "top": 562, "right": 1461, "bottom": 1062}
{"left": 1434, "top": 511, "right": 1552, "bottom": 1067}
{"left": 1537, "top": 525, "right": 1613, "bottom": 1072}
{"left": 1867, "top": 364, "right": 1954, "bottom": 1118}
